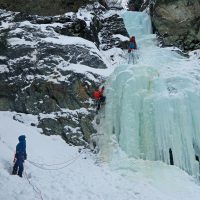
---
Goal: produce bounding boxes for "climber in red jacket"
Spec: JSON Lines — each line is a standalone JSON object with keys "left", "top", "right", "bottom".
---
{"left": 93, "top": 86, "right": 106, "bottom": 113}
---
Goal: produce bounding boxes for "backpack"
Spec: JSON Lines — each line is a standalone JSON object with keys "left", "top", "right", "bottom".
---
{"left": 129, "top": 42, "right": 135, "bottom": 49}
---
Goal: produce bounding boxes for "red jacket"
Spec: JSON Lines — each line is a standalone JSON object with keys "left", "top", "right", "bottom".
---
{"left": 93, "top": 89, "right": 104, "bottom": 100}
{"left": 93, "top": 91, "right": 101, "bottom": 100}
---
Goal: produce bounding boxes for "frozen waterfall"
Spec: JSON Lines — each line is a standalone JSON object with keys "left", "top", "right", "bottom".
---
{"left": 99, "top": 11, "right": 200, "bottom": 178}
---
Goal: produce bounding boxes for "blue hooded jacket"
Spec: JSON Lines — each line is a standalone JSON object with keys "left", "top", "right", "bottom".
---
{"left": 16, "top": 135, "right": 27, "bottom": 160}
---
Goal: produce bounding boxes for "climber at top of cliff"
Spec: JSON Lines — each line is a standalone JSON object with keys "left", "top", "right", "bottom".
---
{"left": 128, "top": 36, "right": 137, "bottom": 53}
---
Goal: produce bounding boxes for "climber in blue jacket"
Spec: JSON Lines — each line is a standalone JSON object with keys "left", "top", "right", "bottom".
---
{"left": 12, "top": 135, "right": 27, "bottom": 177}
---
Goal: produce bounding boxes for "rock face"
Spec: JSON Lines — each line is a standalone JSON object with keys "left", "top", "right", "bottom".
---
{"left": 99, "top": 14, "right": 129, "bottom": 50}
{"left": 0, "top": 2, "right": 129, "bottom": 146}
{"left": 0, "top": 0, "right": 95, "bottom": 16}
{"left": 128, "top": 0, "right": 145, "bottom": 11}
{"left": 151, "top": 0, "right": 200, "bottom": 51}
{"left": 129, "top": 0, "right": 200, "bottom": 51}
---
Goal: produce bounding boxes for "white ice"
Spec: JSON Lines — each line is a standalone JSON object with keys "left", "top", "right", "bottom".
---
{"left": 99, "top": 11, "right": 200, "bottom": 179}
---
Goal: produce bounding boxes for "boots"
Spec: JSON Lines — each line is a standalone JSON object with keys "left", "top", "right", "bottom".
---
{"left": 12, "top": 168, "right": 17, "bottom": 175}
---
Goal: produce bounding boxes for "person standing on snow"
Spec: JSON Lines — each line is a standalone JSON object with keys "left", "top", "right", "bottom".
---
{"left": 93, "top": 86, "right": 106, "bottom": 114}
{"left": 12, "top": 135, "right": 27, "bottom": 177}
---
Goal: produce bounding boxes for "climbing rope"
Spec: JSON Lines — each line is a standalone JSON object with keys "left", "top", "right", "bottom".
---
{"left": 23, "top": 151, "right": 85, "bottom": 199}
{"left": 24, "top": 169, "right": 44, "bottom": 200}
{"left": 27, "top": 157, "right": 78, "bottom": 170}
{"left": 1, "top": 133, "right": 85, "bottom": 169}
{"left": 23, "top": 152, "right": 82, "bottom": 200}
{"left": 26, "top": 151, "right": 83, "bottom": 171}
{"left": 27, "top": 153, "right": 81, "bottom": 167}
{"left": 1, "top": 134, "right": 88, "bottom": 200}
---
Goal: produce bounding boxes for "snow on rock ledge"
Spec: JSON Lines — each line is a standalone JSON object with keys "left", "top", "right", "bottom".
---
{"left": 0, "top": 2, "right": 129, "bottom": 146}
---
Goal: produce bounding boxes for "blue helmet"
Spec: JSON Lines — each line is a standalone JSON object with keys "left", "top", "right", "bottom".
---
{"left": 18, "top": 135, "right": 26, "bottom": 141}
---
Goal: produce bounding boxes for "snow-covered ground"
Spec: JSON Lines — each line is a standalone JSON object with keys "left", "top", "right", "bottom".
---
{"left": 0, "top": 111, "right": 200, "bottom": 200}
{"left": 1, "top": 2, "right": 200, "bottom": 200}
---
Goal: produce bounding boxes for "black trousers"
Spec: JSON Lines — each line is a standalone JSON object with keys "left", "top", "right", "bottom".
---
{"left": 96, "top": 96, "right": 106, "bottom": 111}
{"left": 12, "top": 159, "right": 24, "bottom": 177}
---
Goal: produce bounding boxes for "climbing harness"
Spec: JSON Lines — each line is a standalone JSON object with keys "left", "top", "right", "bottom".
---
{"left": 28, "top": 153, "right": 80, "bottom": 167}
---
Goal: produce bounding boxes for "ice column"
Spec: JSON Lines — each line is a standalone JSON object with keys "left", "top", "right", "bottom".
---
{"left": 100, "top": 11, "right": 200, "bottom": 178}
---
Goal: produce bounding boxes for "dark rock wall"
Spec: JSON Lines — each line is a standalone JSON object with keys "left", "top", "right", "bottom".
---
{"left": 0, "top": 10, "right": 104, "bottom": 146}
{"left": 128, "top": 0, "right": 200, "bottom": 51}
{"left": 0, "top": 0, "right": 96, "bottom": 16}
{"left": 151, "top": 0, "right": 200, "bottom": 51}
{"left": 0, "top": 3, "right": 129, "bottom": 146}
{"left": 99, "top": 14, "right": 129, "bottom": 50}
{"left": 128, "top": 0, "right": 144, "bottom": 11}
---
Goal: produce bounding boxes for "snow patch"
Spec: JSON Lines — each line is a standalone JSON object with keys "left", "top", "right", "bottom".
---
{"left": 0, "top": 65, "right": 9, "bottom": 73}
{"left": 112, "top": 34, "right": 129, "bottom": 41}
{"left": 8, "top": 37, "right": 36, "bottom": 47}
